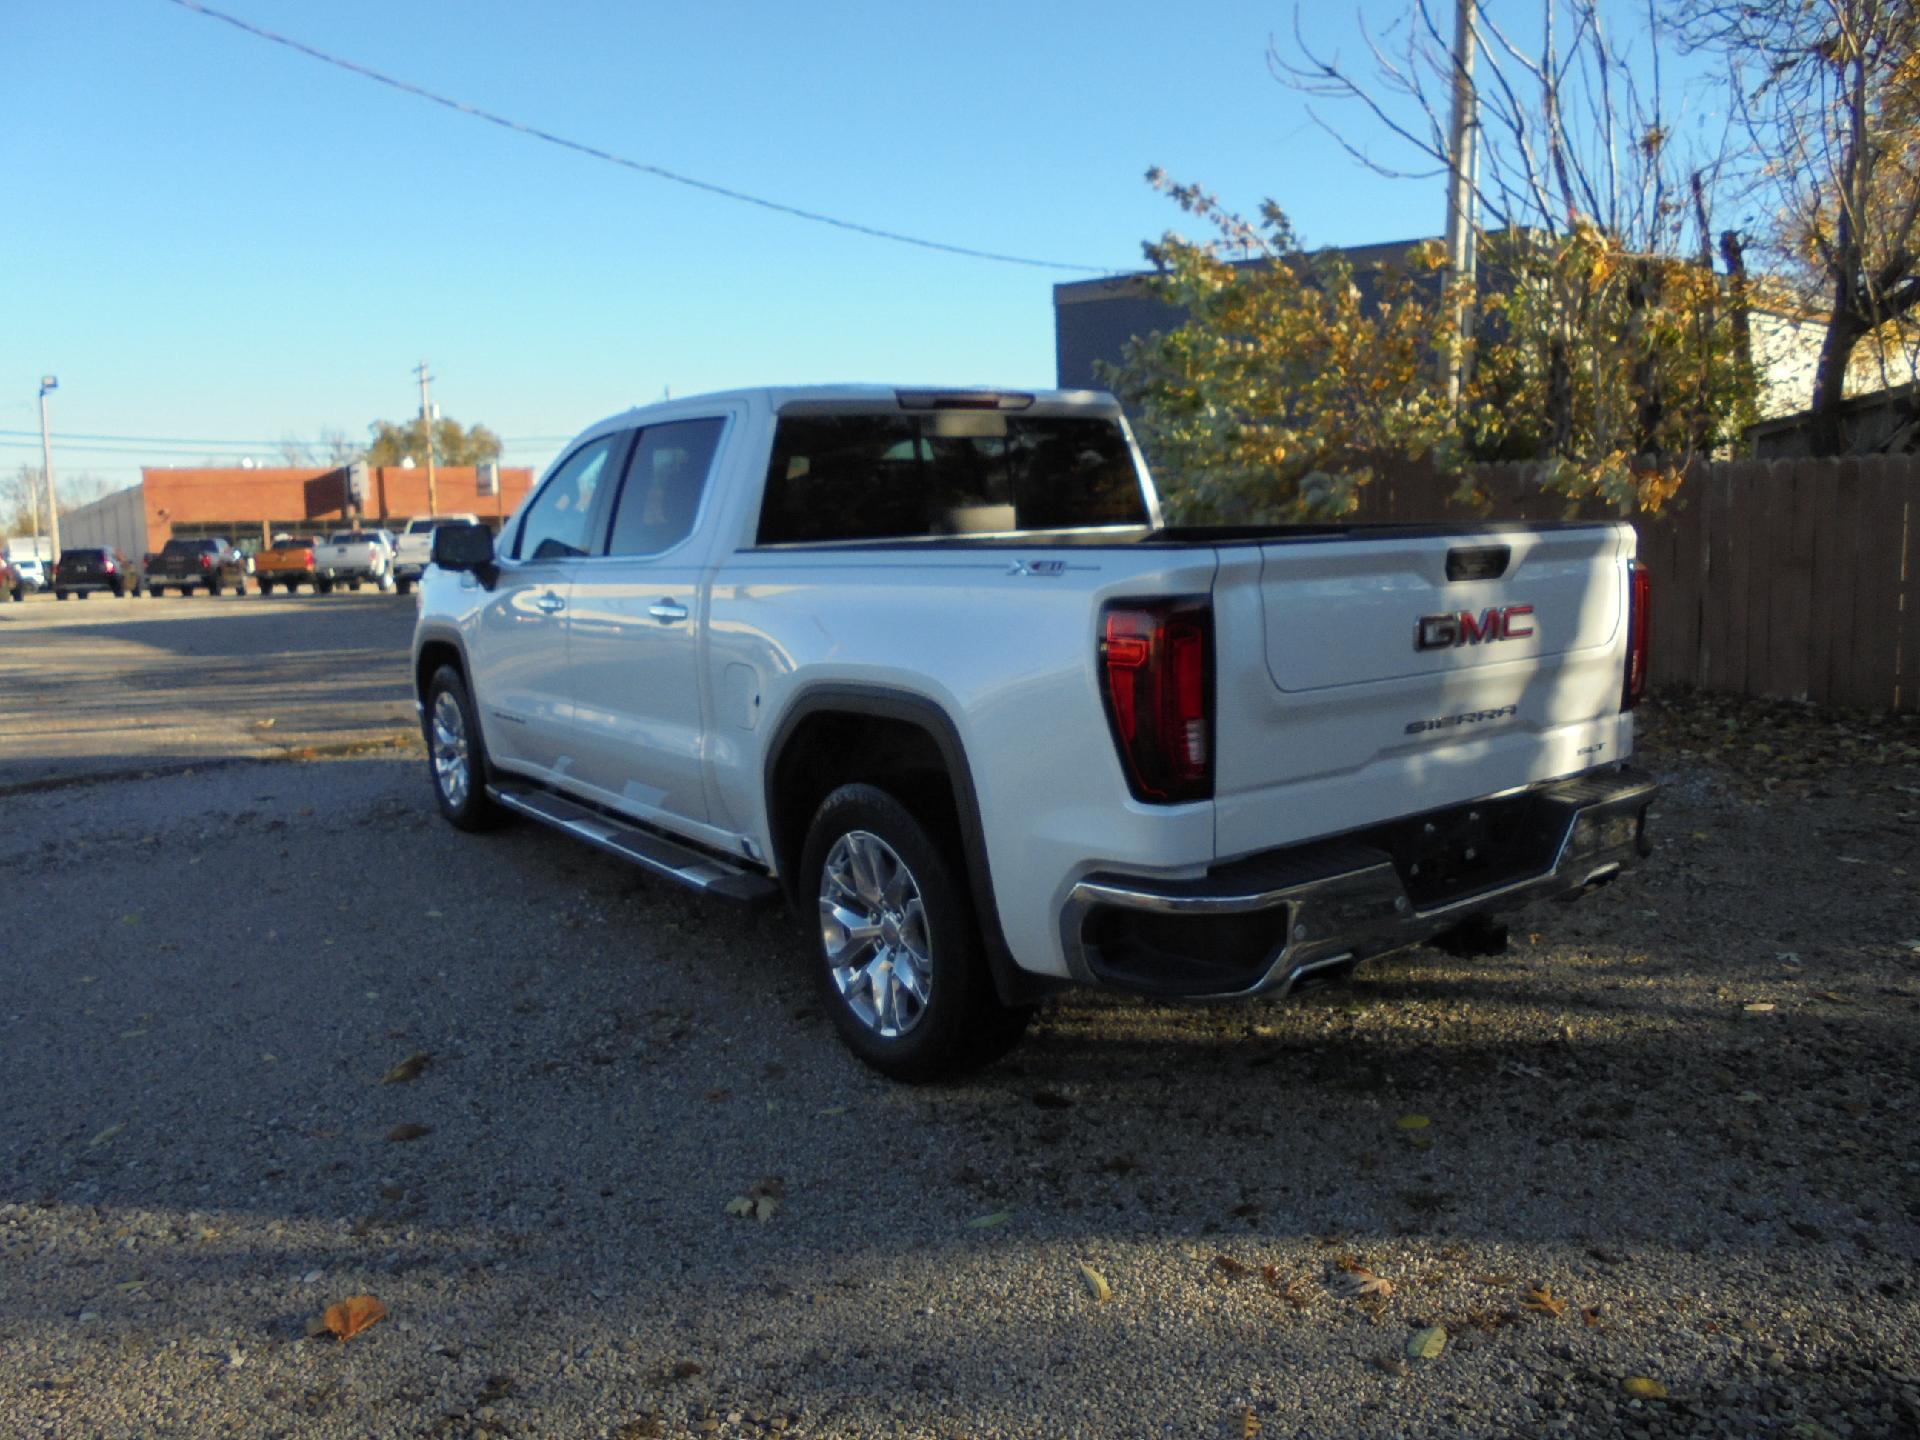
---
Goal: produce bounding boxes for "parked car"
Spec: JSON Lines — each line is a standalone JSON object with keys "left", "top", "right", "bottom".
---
{"left": 146, "top": 537, "right": 249, "bottom": 597}
{"left": 413, "top": 385, "right": 1657, "bottom": 1079}
{"left": 53, "top": 547, "right": 145, "bottom": 599}
{"left": 7, "top": 556, "right": 46, "bottom": 593}
{"left": 316, "top": 529, "right": 395, "bottom": 591}
{"left": 253, "top": 535, "right": 328, "bottom": 594}
{"left": 392, "top": 513, "right": 480, "bottom": 594}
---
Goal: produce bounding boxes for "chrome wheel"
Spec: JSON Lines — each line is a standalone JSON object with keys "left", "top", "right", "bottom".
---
{"left": 431, "top": 690, "right": 470, "bottom": 809}
{"left": 818, "top": 829, "right": 931, "bottom": 1038}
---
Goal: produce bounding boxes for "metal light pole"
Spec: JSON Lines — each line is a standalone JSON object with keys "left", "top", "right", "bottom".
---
{"left": 38, "top": 376, "right": 61, "bottom": 559}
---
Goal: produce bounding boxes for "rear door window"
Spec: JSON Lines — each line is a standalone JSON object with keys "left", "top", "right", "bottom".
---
{"left": 605, "top": 418, "right": 725, "bottom": 557}
{"left": 757, "top": 412, "right": 1147, "bottom": 544}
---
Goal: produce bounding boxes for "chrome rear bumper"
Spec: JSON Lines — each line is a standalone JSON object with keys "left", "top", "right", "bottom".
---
{"left": 1060, "top": 768, "right": 1657, "bottom": 999}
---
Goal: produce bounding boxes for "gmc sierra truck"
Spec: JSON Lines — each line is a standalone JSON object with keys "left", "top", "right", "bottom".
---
{"left": 412, "top": 387, "right": 1655, "bottom": 1079}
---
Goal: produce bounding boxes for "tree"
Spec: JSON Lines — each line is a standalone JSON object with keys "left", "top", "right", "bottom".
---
{"left": 1253, "top": 0, "right": 1756, "bottom": 507}
{"left": 364, "top": 415, "right": 502, "bottom": 468}
{"left": 1107, "top": 171, "right": 1754, "bottom": 521}
{"left": 1105, "top": 175, "right": 1461, "bottom": 523}
{"left": 1673, "top": 0, "right": 1920, "bottom": 454}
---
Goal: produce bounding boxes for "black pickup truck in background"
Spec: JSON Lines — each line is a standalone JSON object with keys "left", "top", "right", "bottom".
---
{"left": 145, "top": 537, "right": 250, "bottom": 597}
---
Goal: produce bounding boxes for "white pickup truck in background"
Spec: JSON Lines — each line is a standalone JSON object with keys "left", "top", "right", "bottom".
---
{"left": 392, "top": 513, "right": 480, "bottom": 594}
{"left": 316, "top": 529, "right": 395, "bottom": 592}
{"left": 413, "top": 387, "right": 1656, "bottom": 1079}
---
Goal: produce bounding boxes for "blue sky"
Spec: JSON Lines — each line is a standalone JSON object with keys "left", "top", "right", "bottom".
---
{"left": 2, "top": 1, "right": 1713, "bottom": 493}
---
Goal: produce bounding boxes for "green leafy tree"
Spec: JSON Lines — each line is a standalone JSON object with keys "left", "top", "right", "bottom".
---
{"left": 365, "top": 416, "right": 502, "bottom": 468}
{"left": 1109, "top": 172, "right": 1756, "bottom": 520}
{"left": 1105, "top": 173, "right": 1462, "bottom": 523}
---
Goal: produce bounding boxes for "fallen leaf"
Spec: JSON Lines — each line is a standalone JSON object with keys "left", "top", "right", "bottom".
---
{"left": 669, "top": 1360, "right": 703, "bottom": 1380}
{"left": 723, "top": 1197, "right": 755, "bottom": 1218}
{"left": 378, "top": 1051, "right": 431, "bottom": 1085}
{"left": 1744, "top": 1002, "right": 1776, "bottom": 1013}
{"left": 1333, "top": 1258, "right": 1394, "bottom": 1300}
{"left": 1397, "top": 1114, "right": 1431, "bottom": 1131}
{"left": 384, "top": 1123, "right": 433, "bottom": 1143}
{"left": 115, "top": 1279, "right": 147, "bottom": 1294}
{"left": 118, "top": 1029, "right": 146, "bottom": 1040}
{"left": 1031, "top": 1089, "right": 1075, "bottom": 1110}
{"left": 321, "top": 1294, "right": 387, "bottom": 1342}
{"left": 1240, "top": 1406, "right": 1262, "bottom": 1438}
{"left": 119, "top": 914, "right": 141, "bottom": 926}
{"left": 1078, "top": 1263, "right": 1112, "bottom": 1303}
{"left": 753, "top": 1196, "right": 778, "bottom": 1223}
{"left": 254, "top": 718, "right": 276, "bottom": 729}
{"left": 1622, "top": 1376, "right": 1667, "bottom": 1400}
{"left": 88, "top": 1123, "right": 126, "bottom": 1148}
{"left": 1581, "top": 1305, "right": 1604, "bottom": 1328}
{"left": 1522, "top": 1285, "right": 1569, "bottom": 1317}
{"left": 816, "top": 1105, "right": 849, "bottom": 1117}
{"left": 966, "top": 1211, "right": 1012, "bottom": 1229}
{"left": 1406, "top": 1325, "right": 1447, "bottom": 1360}
{"left": 1214, "top": 1254, "right": 1251, "bottom": 1278}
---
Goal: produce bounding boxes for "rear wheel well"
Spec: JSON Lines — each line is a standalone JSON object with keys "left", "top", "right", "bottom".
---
{"left": 769, "top": 712, "right": 963, "bottom": 905}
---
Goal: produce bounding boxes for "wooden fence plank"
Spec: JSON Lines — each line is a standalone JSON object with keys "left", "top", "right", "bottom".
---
{"left": 1710, "top": 463, "right": 1748, "bottom": 694}
{"left": 1853, "top": 458, "right": 1905, "bottom": 710}
{"left": 1814, "top": 457, "right": 1862, "bottom": 705}
{"left": 1770, "top": 460, "right": 1818, "bottom": 701}
{"left": 1897, "top": 462, "right": 1918, "bottom": 711}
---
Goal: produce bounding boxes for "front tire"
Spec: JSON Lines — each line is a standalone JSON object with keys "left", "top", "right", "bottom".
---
{"left": 257, "top": 579, "right": 273, "bottom": 595}
{"left": 423, "top": 665, "right": 503, "bottom": 832}
{"left": 800, "top": 783, "right": 1030, "bottom": 1081}
{"left": 55, "top": 590, "right": 68, "bottom": 600}
{"left": 396, "top": 576, "right": 414, "bottom": 596}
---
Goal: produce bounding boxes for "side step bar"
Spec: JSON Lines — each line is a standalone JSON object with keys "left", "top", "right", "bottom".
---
{"left": 489, "top": 784, "right": 781, "bottom": 904}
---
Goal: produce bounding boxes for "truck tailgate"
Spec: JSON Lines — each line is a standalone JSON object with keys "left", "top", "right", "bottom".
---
{"left": 1211, "top": 524, "right": 1636, "bottom": 860}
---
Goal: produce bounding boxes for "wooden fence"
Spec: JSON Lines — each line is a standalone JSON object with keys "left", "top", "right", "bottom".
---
{"left": 1350, "top": 456, "right": 1920, "bottom": 712}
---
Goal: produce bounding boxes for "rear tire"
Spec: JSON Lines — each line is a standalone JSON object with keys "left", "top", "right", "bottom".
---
{"left": 800, "top": 783, "right": 1031, "bottom": 1081}
{"left": 396, "top": 577, "right": 414, "bottom": 596}
{"left": 424, "top": 665, "right": 504, "bottom": 832}
{"left": 257, "top": 580, "right": 273, "bottom": 596}
{"left": 112, "top": 580, "right": 126, "bottom": 597}
{"left": 55, "top": 590, "right": 68, "bottom": 600}
{"left": 317, "top": 578, "right": 334, "bottom": 595}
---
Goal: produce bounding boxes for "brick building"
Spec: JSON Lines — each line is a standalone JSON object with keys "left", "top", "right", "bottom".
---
{"left": 59, "top": 463, "right": 535, "bottom": 557}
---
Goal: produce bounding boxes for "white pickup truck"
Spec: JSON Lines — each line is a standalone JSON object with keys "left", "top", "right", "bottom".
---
{"left": 392, "top": 513, "right": 480, "bottom": 594}
{"left": 412, "top": 387, "right": 1655, "bottom": 1079}
{"left": 316, "top": 529, "right": 395, "bottom": 592}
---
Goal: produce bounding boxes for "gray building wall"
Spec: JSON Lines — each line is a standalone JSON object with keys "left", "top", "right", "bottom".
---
{"left": 59, "top": 484, "right": 149, "bottom": 557}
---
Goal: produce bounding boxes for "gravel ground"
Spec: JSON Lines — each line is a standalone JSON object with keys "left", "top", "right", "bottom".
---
{"left": 2, "top": 693, "right": 1918, "bottom": 1439}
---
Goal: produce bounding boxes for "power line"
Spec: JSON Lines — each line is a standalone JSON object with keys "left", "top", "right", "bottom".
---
{"left": 164, "top": 0, "right": 1107, "bottom": 275}
{"left": 0, "top": 428, "right": 577, "bottom": 450}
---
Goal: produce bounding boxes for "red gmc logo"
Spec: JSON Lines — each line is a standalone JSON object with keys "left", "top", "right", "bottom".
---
{"left": 1415, "top": 604, "right": 1536, "bottom": 651}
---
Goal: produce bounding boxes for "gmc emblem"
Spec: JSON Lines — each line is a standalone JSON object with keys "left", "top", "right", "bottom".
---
{"left": 1415, "top": 604, "right": 1535, "bottom": 651}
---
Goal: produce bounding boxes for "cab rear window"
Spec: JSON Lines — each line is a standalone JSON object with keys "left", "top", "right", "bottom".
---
{"left": 757, "top": 413, "right": 1148, "bottom": 545}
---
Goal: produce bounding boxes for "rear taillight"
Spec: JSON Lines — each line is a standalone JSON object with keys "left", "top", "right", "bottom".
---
{"left": 1100, "top": 598, "right": 1213, "bottom": 803}
{"left": 1623, "top": 560, "right": 1651, "bottom": 709}
{"left": 200, "top": 554, "right": 214, "bottom": 569}
{"left": 103, "top": 559, "right": 116, "bottom": 573}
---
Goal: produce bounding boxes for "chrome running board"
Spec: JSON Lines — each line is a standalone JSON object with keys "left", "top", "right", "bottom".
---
{"left": 489, "top": 784, "right": 780, "bottom": 904}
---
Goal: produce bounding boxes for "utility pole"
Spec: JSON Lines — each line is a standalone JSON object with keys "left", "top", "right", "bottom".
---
{"left": 38, "top": 376, "right": 61, "bottom": 559}
{"left": 1441, "top": 0, "right": 1479, "bottom": 405}
{"left": 415, "top": 360, "right": 438, "bottom": 517}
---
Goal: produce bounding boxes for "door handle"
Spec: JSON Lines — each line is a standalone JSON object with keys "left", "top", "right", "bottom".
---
{"left": 537, "top": 590, "right": 566, "bottom": 614}
{"left": 648, "top": 599, "right": 689, "bottom": 625}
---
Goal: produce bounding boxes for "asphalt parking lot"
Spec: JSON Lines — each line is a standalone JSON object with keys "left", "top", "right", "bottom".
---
{"left": 2, "top": 598, "right": 1918, "bottom": 1440}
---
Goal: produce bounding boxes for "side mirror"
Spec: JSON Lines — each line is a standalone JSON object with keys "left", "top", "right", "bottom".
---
{"left": 432, "top": 523, "right": 497, "bottom": 583}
